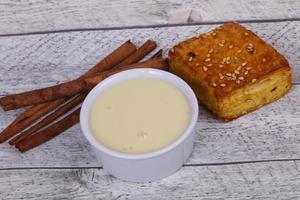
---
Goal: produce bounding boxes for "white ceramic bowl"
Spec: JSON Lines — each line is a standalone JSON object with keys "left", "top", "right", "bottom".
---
{"left": 80, "top": 68, "right": 198, "bottom": 182}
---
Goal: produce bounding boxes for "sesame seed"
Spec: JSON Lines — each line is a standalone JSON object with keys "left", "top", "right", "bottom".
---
{"left": 212, "top": 83, "right": 217, "bottom": 87}
{"left": 225, "top": 56, "right": 231, "bottom": 64}
{"left": 189, "top": 57, "right": 193, "bottom": 62}
{"left": 207, "top": 31, "right": 214, "bottom": 35}
{"left": 221, "top": 39, "right": 226, "bottom": 44}
{"left": 237, "top": 50, "right": 242, "bottom": 53}
{"left": 209, "top": 49, "right": 214, "bottom": 53}
{"left": 220, "top": 83, "right": 226, "bottom": 87}
{"left": 203, "top": 66, "right": 208, "bottom": 71}
{"left": 246, "top": 43, "right": 255, "bottom": 53}
{"left": 239, "top": 77, "right": 244, "bottom": 80}
{"left": 262, "top": 58, "right": 267, "bottom": 62}
{"left": 205, "top": 58, "right": 211, "bottom": 62}
{"left": 242, "top": 62, "right": 247, "bottom": 66}
{"left": 219, "top": 43, "right": 224, "bottom": 47}
{"left": 244, "top": 71, "right": 249, "bottom": 75}
{"left": 207, "top": 63, "right": 213, "bottom": 67}
{"left": 206, "top": 54, "right": 211, "bottom": 57}
{"left": 219, "top": 73, "right": 224, "bottom": 80}
{"left": 236, "top": 80, "right": 241, "bottom": 84}
{"left": 244, "top": 32, "right": 249, "bottom": 36}
{"left": 226, "top": 73, "right": 232, "bottom": 76}
{"left": 232, "top": 76, "right": 237, "bottom": 80}
{"left": 221, "top": 58, "right": 227, "bottom": 64}
{"left": 229, "top": 45, "right": 234, "bottom": 49}
{"left": 234, "top": 70, "right": 240, "bottom": 74}
{"left": 246, "top": 67, "right": 252, "bottom": 70}
{"left": 196, "top": 63, "right": 200, "bottom": 66}
{"left": 219, "top": 64, "right": 224, "bottom": 68}
{"left": 212, "top": 32, "right": 217, "bottom": 36}
{"left": 237, "top": 66, "right": 242, "bottom": 71}
{"left": 170, "top": 48, "right": 175, "bottom": 53}
{"left": 252, "top": 78, "right": 257, "bottom": 83}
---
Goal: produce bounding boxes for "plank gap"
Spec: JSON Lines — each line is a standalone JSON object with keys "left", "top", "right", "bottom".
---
{"left": 1, "top": 158, "right": 300, "bottom": 171}
{"left": 0, "top": 18, "right": 299, "bottom": 38}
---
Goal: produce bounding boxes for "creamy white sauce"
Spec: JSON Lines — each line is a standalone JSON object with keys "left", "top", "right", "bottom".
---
{"left": 89, "top": 78, "right": 190, "bottom": 154}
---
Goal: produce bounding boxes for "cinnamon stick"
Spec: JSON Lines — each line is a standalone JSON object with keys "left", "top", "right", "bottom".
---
{"left": 16, "top": 109, "right": 81, "bottom": 153}
{"left": 115, "top": 40, "right": 156, "bottom": 67}
{"left": 15, "top": 57, "right": 168, "bottom": 152}
{"left": 9, "top": 94, "right": 86, "bottom": 145}
{"left": 0, "top": 58, "right": 166, "bottom": 108}
{"left": 3, "top": 103, "right": 47, "bottom": 128}
{"left": 0, "top": 41, "right": 137, "bottom": 143}
{"left": 0, "top": 40, "right": 137, "bottom": 111}
{"left": 80, "top": 41, "right": 137, "bottom": 79}
{"left": 1, "top": 40, "right": 155, "bottom": 111}
{"left": 10, "top": 40, "right": 157, "bottom": 145}
{"left": 84, "top": 58, "right": 168, "bottom": 87}
{"left": 151, "top": 49, "right": 163, "bottom": 59}
{"left": 0, "top": 98, "right": 65, "bottom": 143}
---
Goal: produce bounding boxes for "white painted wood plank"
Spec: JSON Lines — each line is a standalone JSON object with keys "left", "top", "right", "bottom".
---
{"left": 0, "top": 161, "right": 299, "bottom": 199}
{"left": 0, "top": 21, "right": 299, "bottom": 95}
{"left": 0, "top": 22, "right": 299, "bottom": 168}
{"left": 0, "top": 0, "right": 299, "bottom": 35}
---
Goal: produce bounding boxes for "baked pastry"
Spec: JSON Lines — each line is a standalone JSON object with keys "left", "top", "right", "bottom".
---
{"left": 168, "top": 23, "right": 292, "bottom": 121}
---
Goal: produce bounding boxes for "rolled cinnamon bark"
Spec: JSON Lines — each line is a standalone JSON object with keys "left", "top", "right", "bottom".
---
{"left": 4, "top": 103, "right": 47, "bottom": 127}
{"left": 15, "top": 57, "right": 168, "bottom": 153}
{"left": 9, "top": 94, "right": 86, "bottom": 145}
{"left": 0, "top": 40, "right": 158, "bottom": 111}
{"left": 115, "top": 40, "right": 157, "bottom": 67}
{"left": 16, "top": 109, "right": 81, "bottom": 153}
{"left": 0, "top": 40, "right": 137, "bottom": 143}
{"left": 0, "top": 40, "right": 137, "bottom": 111}
{"left": 0, "top": 98, "right": 65, "bottom": 143}
{"left": 0, "top": 58, "right": 166, "bottom": 109}
{"left": 150, "top": 49, "right": 163, "bottom": 59}
{"left": 9, "top": 40, "right": 157, "bottom": 146}
{"left": 84, "top": 58, "right": 168, "bottom": 86}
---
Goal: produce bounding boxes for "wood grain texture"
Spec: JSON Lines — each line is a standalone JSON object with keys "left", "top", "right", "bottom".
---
{"left": 0, "top": 161, "right": 299, "bottom": 199}
{"left": 0, "top": 21, "right": 299, "bottom": 168}
{"left": 0, "top": 0, "right": 300, "bottom": 35}
{"left": 0, "top": 21, "right": 299, "bottom": 95}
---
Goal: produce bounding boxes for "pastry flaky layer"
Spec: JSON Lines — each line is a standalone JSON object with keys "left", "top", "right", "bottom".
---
{"left": 168, "top": 23, "right": 292, "bottom": 121}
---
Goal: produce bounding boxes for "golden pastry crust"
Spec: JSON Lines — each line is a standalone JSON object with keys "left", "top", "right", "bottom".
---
{"left": 168, "top": 23, "right": 292, "bottom": 121}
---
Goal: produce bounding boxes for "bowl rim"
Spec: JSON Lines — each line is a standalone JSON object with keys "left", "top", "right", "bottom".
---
{"left": 80, "top": 68, "right": 198, "bottom": 160}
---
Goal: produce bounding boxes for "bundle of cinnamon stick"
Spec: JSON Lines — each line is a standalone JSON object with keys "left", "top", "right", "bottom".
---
{"left": 0, "top": 40, "right": 167, "bottom": 152}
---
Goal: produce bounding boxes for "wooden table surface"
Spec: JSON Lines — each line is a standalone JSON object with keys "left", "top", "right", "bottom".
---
{"left": 0, "top": 1, "right": 300, "bottom": 199}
